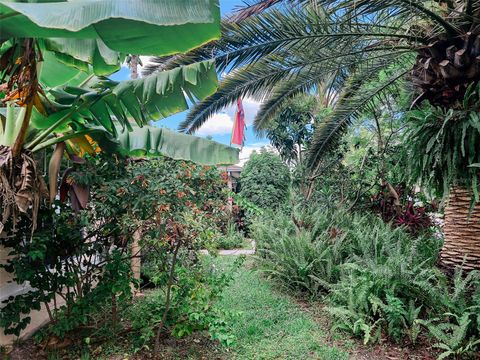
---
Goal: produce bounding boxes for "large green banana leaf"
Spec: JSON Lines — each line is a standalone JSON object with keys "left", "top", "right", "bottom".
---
{"left": 27, "top": 60, "right": 218, "bottom": 151}
{"left": 115, "top": 124, "right": 239, "bottom": 165}
{"left": 0, "top": 0, "right": 220, "bottom": 54}
{"left": 0, "top": 0, "right": 220, "bottom": 77}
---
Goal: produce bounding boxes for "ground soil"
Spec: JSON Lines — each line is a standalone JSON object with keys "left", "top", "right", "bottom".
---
{"left": 117, "top": 333, "right": 226, "bottom": 360}
{"left": 2, "top": 332, "right": 224, "bottom": 360}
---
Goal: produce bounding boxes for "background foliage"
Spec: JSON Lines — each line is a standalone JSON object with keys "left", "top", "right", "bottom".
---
{"left": 239, "top": 150, "right": 291, "bottom": 210}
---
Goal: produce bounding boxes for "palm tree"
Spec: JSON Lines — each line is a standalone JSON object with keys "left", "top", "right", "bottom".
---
{"left": 145, "top": 1, "right": 480, "bottom": 270}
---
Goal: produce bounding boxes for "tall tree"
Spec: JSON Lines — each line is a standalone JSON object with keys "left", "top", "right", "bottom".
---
{"left": 265, "top": 95, "right": 316, "bottom": 166}
{"left": 240, "top": 150, "right": 291, "bottom": 210}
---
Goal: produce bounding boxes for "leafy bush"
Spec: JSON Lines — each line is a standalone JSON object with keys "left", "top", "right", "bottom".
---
{"left": 371, "top": 183, "right": 437, "bottom": 235}
{"left": 128, "top": 256, "right": 243, "bottom": 350}
{"left": 254, "top": 207, "right": 440, "bottom": 293}
{"left": 418, "top": 270, "right": 480, "bottom": 359}
{"left": 239, "top": 150, "right": 290, "bottom": 210}
{"left": 252, "top": 205, "right": 480, "bottom": 351}
{"left": 0, "top": 155, "right": 231, "bottom": 342}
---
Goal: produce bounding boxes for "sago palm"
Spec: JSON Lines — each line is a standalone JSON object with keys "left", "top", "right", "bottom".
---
{"left": 145, "top": 0, "right": 480, "bottom": 270}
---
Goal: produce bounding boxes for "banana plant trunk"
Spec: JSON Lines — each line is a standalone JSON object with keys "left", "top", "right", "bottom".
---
{"left": 441, "top": 187, "right": 480, "bottom": 270}
{"left": 129, "top": 56, "right": 142, "bottom": 293}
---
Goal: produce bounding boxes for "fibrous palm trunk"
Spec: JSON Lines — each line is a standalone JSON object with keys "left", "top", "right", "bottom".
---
{"left": 441, "top": 187, "right": 480, "bottom": 270}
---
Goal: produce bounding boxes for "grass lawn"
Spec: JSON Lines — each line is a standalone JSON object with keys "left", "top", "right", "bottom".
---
{"left": 214, "top": 256, "right": 349, "bottom": 360}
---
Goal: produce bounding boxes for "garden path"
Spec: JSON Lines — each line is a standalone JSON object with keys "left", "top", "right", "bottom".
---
{"left": 200, "top": 240, "right": 256, "bottom": 256}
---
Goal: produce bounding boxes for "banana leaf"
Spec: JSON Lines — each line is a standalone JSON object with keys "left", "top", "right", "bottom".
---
{"left": 0, "top": 0, "right": 221, "bottom": 59}
{"left": 114, "top": 123, "right": 239, "bottom": 165}
{"left": 27, "top": 60, "right": 218, "bottom": 150}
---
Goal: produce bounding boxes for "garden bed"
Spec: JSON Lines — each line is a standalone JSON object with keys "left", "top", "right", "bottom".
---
{"left": 3, "top": 255, "right": 479, "bottom": 360}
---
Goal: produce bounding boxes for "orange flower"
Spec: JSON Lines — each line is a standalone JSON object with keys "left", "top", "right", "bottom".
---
{"left": 176, "top": 191, "right": 186, "bottom": 198}
{"left": 158, "top": 204, "right": 171, "bottom": 212}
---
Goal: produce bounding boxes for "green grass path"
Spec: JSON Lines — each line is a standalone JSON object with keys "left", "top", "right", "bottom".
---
{"left": 215, "top": 257, "right": 349, "bottom": 360}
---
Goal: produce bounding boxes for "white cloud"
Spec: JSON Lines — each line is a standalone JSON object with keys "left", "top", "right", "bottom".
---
{"left": 196, "top": 113, "right": 234, "bottom": 136}
{"left": 224, "top": 97, "right": 261, "bottom": 126}
{"left": 196, "top": 97, "right": 262, "bottom": 136}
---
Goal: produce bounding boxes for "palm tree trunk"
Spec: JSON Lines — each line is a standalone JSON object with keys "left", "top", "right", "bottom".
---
{"left": 441, "top": 186, "right": 480, "bottom": 270}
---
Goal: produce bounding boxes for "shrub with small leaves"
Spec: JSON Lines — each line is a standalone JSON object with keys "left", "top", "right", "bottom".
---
{"left": 240, "top": 150, "right": 291, "bottom": 210}
{"left": 128, "top": 256, "right": 244, "bottom": 350}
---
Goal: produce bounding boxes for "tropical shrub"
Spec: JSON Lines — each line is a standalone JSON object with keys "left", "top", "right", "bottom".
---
{"left": 0, "top": 155, "right": 230, "bottom": 340}
{"left": 216, "top": 223, "right": 246, "bottom": 250}
{"left": 128, "top": 256, "right": 243, "bottom": 351}
{"left": 239, "top": 150, "right": 290, "bottom": 210}
{"left": 0, "top": 154, "right": 132, "bottom": 337}
{"left": 371, "top": 183, "right": 437, "bottom": 235}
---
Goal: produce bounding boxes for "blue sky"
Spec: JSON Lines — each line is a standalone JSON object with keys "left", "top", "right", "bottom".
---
{"left": 110, "top": 1, "right": 270, "bottom": 165}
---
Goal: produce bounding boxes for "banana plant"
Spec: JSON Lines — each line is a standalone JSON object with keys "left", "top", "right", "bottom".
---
{"left": 0, "top": 0, "right": 222, "bottom": 234}
{"left": 27, "top": 60, "right": 219, "bottom": 153}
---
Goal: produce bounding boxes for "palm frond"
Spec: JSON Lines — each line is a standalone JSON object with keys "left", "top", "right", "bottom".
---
{"left": 319, "top": 0, "right": 462, "bottom": 36}
{"left": 179, "top": 45, "right": 388, "bottom": 134}
{"left": 253, "top": 45, "right": 416, "bottom": 132}
{"left": 179, "top": 4, "right": 419, "bottom": 134}
{"left": 253, "top": 66, "right": 351, "bottom": 134}
{"left": 307, "top": 56, "right": 412, "bottom": 173}
{"left": 228, "top": 0, "right": 287, "bottom": 21}
{"left": 179, "top": 61, "right": 292, "bottom": 133}
{"left": 213, "top": 7, "right": 421, "bottom": 73}
{"left": 143, "top": 5, "right": 421, "bottom": 77}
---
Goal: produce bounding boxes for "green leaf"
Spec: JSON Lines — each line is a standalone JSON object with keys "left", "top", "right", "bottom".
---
{"left": 0, "top": 0, "right": 221, "bottom": 56}
{"left": 114, "top": 123, "right": 239, "bottom": 165}
{"left": 48, "top": 60, "right": 218, "bottom": 132}
{"left": 0, "top": 103, "right": 25, "bottom": 146}
{"left": 30, "top": 108, "right": 78, "bottom": 132}
{"left": 39, "top": 51, "right": 85, "bottom": 88}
